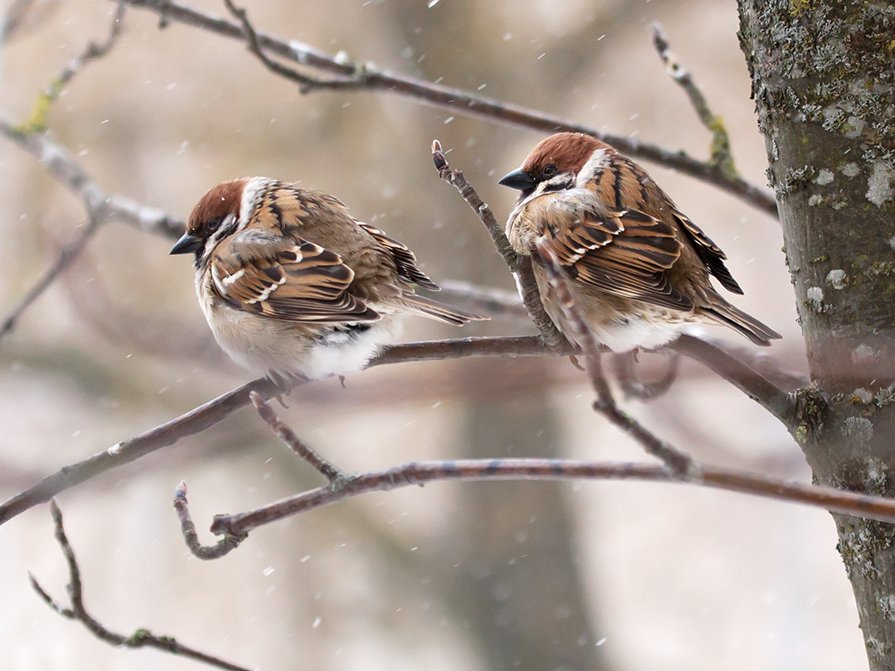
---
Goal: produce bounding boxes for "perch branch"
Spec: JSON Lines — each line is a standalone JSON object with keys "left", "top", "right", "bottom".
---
{"left": 30, "top": 501, "right": 251, "bottom": 671}
{"left": 0, "top": 336, "right": 559, "bottom": 527}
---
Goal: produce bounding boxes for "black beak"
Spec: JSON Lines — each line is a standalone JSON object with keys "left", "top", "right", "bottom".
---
{"left": 498, "top": 169, "right": 536, "bottom": 191}
{"left": 169, "top": 233, "right": 203, "bottom": 255}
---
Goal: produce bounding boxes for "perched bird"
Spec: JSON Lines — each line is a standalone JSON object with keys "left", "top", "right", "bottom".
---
{"left": 499, "top": 132, "right": 780, "bottom": 352}
{"left": 171, "top": 177, "right": 484, "bottom": 380}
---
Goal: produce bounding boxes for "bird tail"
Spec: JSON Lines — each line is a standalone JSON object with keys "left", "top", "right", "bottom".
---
{"left": 700, "top": 298, "right": 781, "bottom": 347}
{"left": 398, "top": 294, "right": 489, "bottom": 326}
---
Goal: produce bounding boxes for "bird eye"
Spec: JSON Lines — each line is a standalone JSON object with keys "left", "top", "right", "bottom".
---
{"left": 542, "top": 164, "right": 557, "bottom": 177}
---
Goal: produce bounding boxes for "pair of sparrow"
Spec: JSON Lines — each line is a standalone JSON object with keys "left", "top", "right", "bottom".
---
{"left": 171, "top": 132, "right": 779, "bottom": 380}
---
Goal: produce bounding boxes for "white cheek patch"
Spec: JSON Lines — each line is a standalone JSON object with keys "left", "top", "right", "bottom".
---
{"left": 575, "top": 148, "right": 609, "bottom": 188}
{"left": 238, "top": 177, "right": 271, "bottom": 232}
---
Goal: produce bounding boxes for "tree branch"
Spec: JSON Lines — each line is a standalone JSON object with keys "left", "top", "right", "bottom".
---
{"left": 0, "top": 336, "right": 559, "bottom": 527}
{"left": 30, "top": 500, "right": 252, "bottom": 671}
{"left": 117, "top": 0, "right": 778, "bottom": 218}
{"left": 652, "top": 23, "right": 737, "bottom": 180}
{"left": 188, "top": 457, "right": 895, "bottom": 556}
{"left": 432, "top": 140, "right": 568, "bottom": 350}
{"left": 20, "top": 3, "right": 126, "bottom": 134}
{"left": 0, "top": 112, "right": 183, "bottom": 343}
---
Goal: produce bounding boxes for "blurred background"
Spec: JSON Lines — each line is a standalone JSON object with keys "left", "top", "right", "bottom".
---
{"left": 0, "top": 0, "right": 865, "bottom": 669}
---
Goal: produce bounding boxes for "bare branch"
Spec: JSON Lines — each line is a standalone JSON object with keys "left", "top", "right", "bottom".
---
{"left": 250, "top": 391, "right": 346, "bottom": 483}
{"left": 30, "top": 501, "right": 252, "bottom": 671}
{"left": 0, "top": 336, "right": 561, "bottom": 527}
{"left": 223, "top": 0, "right": 364, "bottom": 94}
{"left": 198, "top": 458, "right": 895, "bottom": 545}
{"left": 0, "top": 210, "right": 103, "bottom": 339}
{"left": 670, "top": 334, "right": 796, "bottom": 423}
{"left": 611, "top": 351, "right": 681, "bottom": 401}
{"left": 536, "top": 239, "right": 696, "bottom": 476}
{"left": 432, "top": 140, "right": 568, "bottom": 351}
{"left": 652, "top": 23, "right": 737, "bottom": 180}
{"left": 173, "top": 482, "right": 248, "bottom": 560}
{"left": 0, "top": 114, "right": 183, "bottom": 238}
{"left": 20, "top": 3, "right": 125, "bottom": 134}
{"left": 0, "top": 112, "right": 183, "bottom": 343}
{"left": 118, "top": 0, "right": 778, "bottom": 218}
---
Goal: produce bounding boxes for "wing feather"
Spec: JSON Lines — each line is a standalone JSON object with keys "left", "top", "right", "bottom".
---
{"left": 529, "top": 189, "right": 691, "bottom": 311}
{"left": 210, "top": 229, "right": 379, "bottom": 323}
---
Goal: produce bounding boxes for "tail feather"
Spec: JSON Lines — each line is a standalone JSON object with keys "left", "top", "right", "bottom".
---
{"left": 700, "top": 299, "right": 781, "bottom": 347}
{"left": 398, "top": 294, "right": 488, "bottom": 326}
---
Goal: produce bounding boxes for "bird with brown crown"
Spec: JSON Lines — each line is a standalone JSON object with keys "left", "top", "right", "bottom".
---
{"left": 498, "top": 132, "right": 780, "bottom": 352}
{"left": 171, "top": 178, "right": 485, "bottom": 381}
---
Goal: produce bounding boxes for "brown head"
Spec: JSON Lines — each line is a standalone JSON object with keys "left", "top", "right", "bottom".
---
{"left": 169, "top": 178, "right": 253, "bottom": 258}
{"left": 498, "top": 132, "right": 611, "bottom": 198}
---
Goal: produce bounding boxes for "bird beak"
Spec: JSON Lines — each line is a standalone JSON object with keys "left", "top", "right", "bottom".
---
{"left": 169, "top": 233, "right": 203, "bottom": 255}
{"left": 498, "top": 169, "right": 536, "bottom": 191}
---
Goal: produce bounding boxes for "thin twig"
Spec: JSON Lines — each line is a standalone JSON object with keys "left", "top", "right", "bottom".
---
{"left": 0, "top": 209, "right": 104, "bottom": 339}
{"left": 223, "top": 0, "right": 363, "bottom": 94}
{"left": 195, "top": 458, "right": 895, "bottom": 549}
{"left": 20, "top": 3, "right": 126, "bottom": 133}
{"left": 652, "top": 23, "right": 737, "bottom": 180}
{"left": 173, "top": 482, "right": 248, "bottom": 560}
{"left": 30, "top": 501, "right": 252, "bottom": 671}
{"left": 0, "top": 112, "right": 183, "bottom": 343}
{"left": 118, "top": 0, "right": 778, "bottom": 218}
{"left": 610, "top": 351, "right": 681, "bottom": 401}
{"left": 432, "top": 140, "right": 568, "bottom": 350}
{"left": 536, "top": 239, "right": 696, "bottom": 476}
{"left": 249, "top": 391, "right": 346, "bottom": 483}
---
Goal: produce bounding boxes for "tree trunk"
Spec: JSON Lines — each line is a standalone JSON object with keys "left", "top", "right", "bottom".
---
{"left": 738, "top": 2, "right": 895, "bottom": 667}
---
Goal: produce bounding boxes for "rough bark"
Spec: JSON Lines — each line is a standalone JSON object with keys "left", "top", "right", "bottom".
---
{"left": 738, "top": 1, "right": 895, "bottom": 667}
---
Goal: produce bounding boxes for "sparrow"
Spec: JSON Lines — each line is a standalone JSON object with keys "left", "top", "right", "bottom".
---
{"left": 170, "top": 177, "right": 484, "bottom": 380}
{"left": 499, "top": 132, "right": 780, "bottom": 352}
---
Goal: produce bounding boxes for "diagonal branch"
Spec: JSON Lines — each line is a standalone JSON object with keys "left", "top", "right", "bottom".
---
{"left": 536, "top": 239, "right": 696, "bottom": 476}
{"left": 0, "top": 209, "right": 104, "bottom": 339}
{"left": 117, "top": 0, "right": 778, "bottom": 218}
{"left": 250, "top": 391, "right": 346, "bottom": 483}
{"left": 30, "top": 500, "right": 252, "bottom": 671}
{"left": 652, "top": 23, "right": 737, "bottom": 180}
{"left": 0, "top": 336, "right": 557, "bottom": 527}
{"left": 432, "top": 140, "right": 568, "bottom": 351}
{"left": 20, "top": 3, "right": 126, "bottom": 134}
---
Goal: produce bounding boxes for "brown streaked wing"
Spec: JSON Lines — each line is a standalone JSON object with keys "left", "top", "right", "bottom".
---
{"left": 357, "top": 222, "right": 440, "bottom": 291}
{"left": 210, "top": 229, "right": 379, "bottom": 323}
{"left": 671, "top": 209, "right": 743, "bottom": 295}
{"left": 532, "top": 192, "right": 690, "bottom": 311}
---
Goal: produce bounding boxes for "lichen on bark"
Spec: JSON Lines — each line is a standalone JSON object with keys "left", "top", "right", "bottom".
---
{"left": 738, "top": 1, "right": 895, "bottom": 668}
